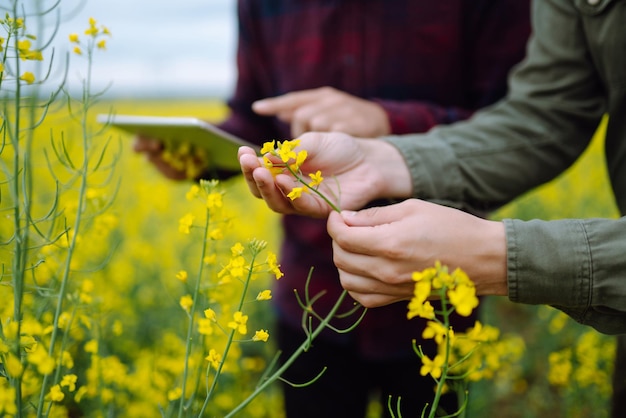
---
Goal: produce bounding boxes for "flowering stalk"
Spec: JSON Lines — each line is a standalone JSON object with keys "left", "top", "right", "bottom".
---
{"left": 35, "top": 17, "right": 112, "bottom": 418}
{"left": 179, "top": 199, "right": 212, "bottom": 418}
{"left": 405, "top": 262, "right": 479, "bottom": 418}
{"left": 198, "top": 241, "right": 265, "bottom": 417}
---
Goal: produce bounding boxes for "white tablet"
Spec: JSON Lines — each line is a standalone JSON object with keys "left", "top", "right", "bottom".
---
{"left": 97, "top": 114, "right": 258, "bottom": 171}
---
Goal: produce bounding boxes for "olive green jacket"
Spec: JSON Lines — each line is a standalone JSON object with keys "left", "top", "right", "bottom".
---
{"left": 384, "top": 0, "right": 626, "bottom": 334}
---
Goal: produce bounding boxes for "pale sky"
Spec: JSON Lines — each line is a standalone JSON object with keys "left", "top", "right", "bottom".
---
{"left": 46, "top": 0, "right": 237, "bottom": 98}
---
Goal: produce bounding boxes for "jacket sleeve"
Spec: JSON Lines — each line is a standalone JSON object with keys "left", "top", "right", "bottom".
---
{"left": 374, "top": 0, "right": 531, "bottom": 135}
{"left": 505, "top": 217, "right": 626, "bottom": 335}
{"left": 383, "top": 0, "right": 626, "bottom": 334}
{"left": 383, "top": 0, "right": 606, "bottom": 212}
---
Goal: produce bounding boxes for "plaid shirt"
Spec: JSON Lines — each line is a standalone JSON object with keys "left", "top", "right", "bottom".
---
{"left": 219, "top": 0, "right": 531, "bottom": 359}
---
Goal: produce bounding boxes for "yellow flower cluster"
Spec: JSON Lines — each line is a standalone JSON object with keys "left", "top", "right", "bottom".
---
{"left": 0, "top": 13, "right": 44, "bottom": 85}
{"left": 407, "top": 262, "right": 524, "bottom": 416}
{"left": 407, "top": 261, "right": 479, "bottom": 320}
{"left": 548, "top": 329, "right": 615, "bottom": 395}
{"left": 260, "top": 139, "right": 341, "bottom": 211}
{"left": 68, "top": 17, "right": 110, "bottom": 55}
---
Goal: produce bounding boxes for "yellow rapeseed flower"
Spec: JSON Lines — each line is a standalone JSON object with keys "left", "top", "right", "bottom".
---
{"left": 206, "top": 349, "right": 222, "bottom": 369}
{"left": 47, "top": 384, "right": 65, "bottom": 402}
{"left": 420, "top": 354, "right": 445, "bottom": 379}
{"left": 179, "top": 295, "right": 193, "bottom": 313}
{"left": 178, "top": 213, "right": 195, "bottom": 234}
{"left": 256, "top": 290, "right": 272, "bottom": 301}
{"left": 407, "top": 299, "right": 434, "bottom": 320}
{"left": 253, "top": 329, "right": 270, "bottom": 342}
{"left": 287, "top": 187, "right": 304, "bottom": 200}
{"left": 422, "top": 321, "right": 452, "bottom": 345}
{"left": 85, "top": 339, "right": 98, "bottom": 354}
{"left": 260, "top": 140, "right": 276, "bottom": 154}
{"left": 0, "top": 383, "right": 17, "bottom": 414}
{"left": 27, "top": 345, "right": 55, "bottom": 374}
{"left": 277, "top": 139, "right": 299, "bottom": 163}
{"left": 69, "top": 33, "right": 79, "bottom": 43}
{"left": 231, "top": 242, "right": 245, "bottom": 256}
{"left": 204, "top": 308, "right": 217, "bottom": 321}
{"left": 266, "top": 252, "right": 284, "bottom": 279}
{"left": 61, "top": 374, "right": 78, "bottom": 392}
{"left": 448, "top": 283, "right": 479, "bottom": 317}
{"left": 175, "top": 270, "right": 188, "bottom": 283}
{"left": 186, "top": 184, "right": 200, "bottom": 200}
{"left": 228, "top": 311, "right": 248, "bottom": 335}
{"left": 309, "top": 170, "right": 324, "bottom": 187}
{"left": 4, "top": 353, "right": 23, "bottom": 378}
{"left": 167, "top": 387, "right": 182, "bottom": 401}
{"left": 207, "top": 192, "right": 223, "bottom": 209}
{"left": 198, "top": 318, "right": 214, "bottom": 335}
{"left": 19, "top": 71, "right": 35, "bottom": 84}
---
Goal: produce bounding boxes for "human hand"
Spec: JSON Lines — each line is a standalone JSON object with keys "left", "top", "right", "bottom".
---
{"left": 252, "top": 86, "right": 391, "bottom": 138}
{"left": 132, "top": 135, "right": 206, "bottom": 181}
{"left": 326, "top": 199, "right": 508, "bottom": 307}
{"left": 238, "top": 131, "right": 412, "bottom": 218}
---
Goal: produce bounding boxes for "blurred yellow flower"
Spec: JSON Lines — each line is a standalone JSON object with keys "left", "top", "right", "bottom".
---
{"left": 422, "top": 321, "right": 451, "bottom": 345}
{"left": 69, "top": 33, "right": 79, "bottom": 43}
{"left": 4, "top": 353, "right": 24, "bottom": 378}
{"left": 253, "top": 330, "right": 269, "bottom": 342}
{"left": 420, "top": 354, "right": 445, "bottom": 379}
{"left": 207, "top": 192, "right": 223, "bottom": 209}
{"left": 448, "top": 283, "right": 479, "bottom": 317}
{"left": 256, "top": 290, "right": 272, "bottom": 301}
{"left": 228, "top": 311, "right": 248, "bottom": 335}
{"left": 266, "top": 252, "right": 283, "bottom": 279}
{"left": 61, "top": 374, "right": 78, "bottom": 392}
{"left": 186, "top": 184, "right": 200, "bottom": 201}
{"left": 407, "top": 299, "right": 434, "bottom": 320}
{"left": 179, "top": 295, "right": 193, "bottom": 313}
{"left": 176, "top": 270, "right": 188, "bottom": 283}
{"left": 178, "top": 213, "right": 195, "bottom": 234}
{"left": 47, "top": 384, "right": 64, "bottom": 402}
{"left": 206, "top": 349, "right": 222, "bottom": 369}
{"left": 19, "top": 71, "right": 35, "bottom": 84}
{"left": 167, "top": 387, "right": 182, "bottom": 401}
{"left": 204, "top": 308, "right": 217, "bottom": 321}
{"left": 85, "top": 339, "right": 98, "bottom": 354}
{"left": 198, "top": 318, "right": 214, "bottom": 336}
{"left": 231, "top": 242, "right": 245, "bottom": 256}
